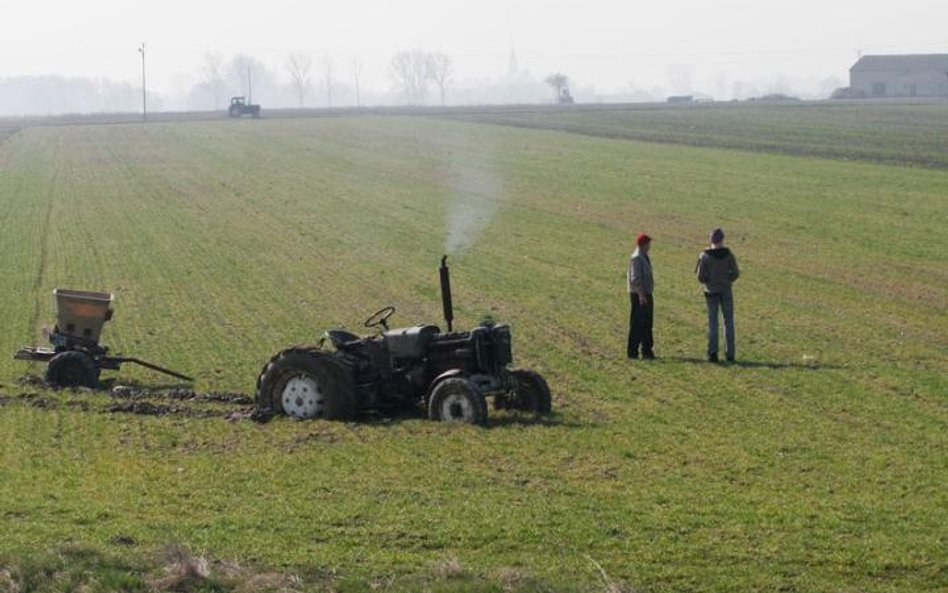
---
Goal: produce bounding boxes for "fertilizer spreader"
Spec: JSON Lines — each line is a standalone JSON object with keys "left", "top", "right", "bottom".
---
{"left": 14, "top": 289, "right": 193, "bottom": 388}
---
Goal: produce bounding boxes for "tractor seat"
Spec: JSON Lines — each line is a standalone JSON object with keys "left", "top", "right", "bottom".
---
{"left": 326, "top": 329, "right": 363, "bottom": 350}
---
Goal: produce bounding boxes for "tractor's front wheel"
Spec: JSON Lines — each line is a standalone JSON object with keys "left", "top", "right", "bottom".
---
{"left": 255, "top": 349, "right": 357, "bottom": 420}
{"left": 508, "top": 368, "right": 552, "bottom": 414}
{"left": 428, "top": 378, "right": 488, "bottom": 425}
{"left": 46, "top": 351, "right": 99, "bottom": 388}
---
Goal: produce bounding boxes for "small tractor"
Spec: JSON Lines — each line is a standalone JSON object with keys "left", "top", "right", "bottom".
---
{"left": 228, "top": 96, "right": 261, "bottom": 118}
{"left": 14, "top": 289, "right": 193, "bottom": 388}
{"left": 255, "top": 257, "right": 551, "bottom": 424}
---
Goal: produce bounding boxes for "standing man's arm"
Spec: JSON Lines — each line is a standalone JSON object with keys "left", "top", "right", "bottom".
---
{"left": 696, "top": 254, "right": 709, "bottom": 284}
{"left": 630, "top": 257, "right": 648, "bottom": 305}
{"left": 729, "top": 253, "right": 740, "bottom": 283}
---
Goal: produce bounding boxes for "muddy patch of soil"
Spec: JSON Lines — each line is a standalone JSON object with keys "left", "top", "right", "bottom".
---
{"left": 3, "top": 377, "right": 268, "bottom": 423}
{"left": 105, "top": 401, "right": 227, "bottom": 419}
{"left": 109, "top": 386, "right": 253, "bottom": 405}
{"left": 16, "top": 374, "right": 49, "bottom": 388}
{"left": 224, "top": 407, "right": 274, "bottom": 423}
{"left": 29, "top": 397, "right": 58, "bottom": 409}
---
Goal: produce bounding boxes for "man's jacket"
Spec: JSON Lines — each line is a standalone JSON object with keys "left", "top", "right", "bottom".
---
{"left": 696, "top": 247, "right": 740, "bottom": 294}
{"left": 628, "top": 249, "right": 654, "bottom": 295}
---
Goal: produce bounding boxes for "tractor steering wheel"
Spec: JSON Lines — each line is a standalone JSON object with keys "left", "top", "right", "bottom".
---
{"left": 364, "top": 306, "right": 396, "bottom": 331}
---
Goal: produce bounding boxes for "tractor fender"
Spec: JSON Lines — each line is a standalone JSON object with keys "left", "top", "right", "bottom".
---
{"left": 426, "top": 369, "right": 466, "bottom": 401}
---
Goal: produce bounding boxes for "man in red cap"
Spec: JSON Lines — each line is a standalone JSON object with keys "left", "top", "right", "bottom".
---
{"left": 627, "top": 232, "right": 655, "bottom": 359}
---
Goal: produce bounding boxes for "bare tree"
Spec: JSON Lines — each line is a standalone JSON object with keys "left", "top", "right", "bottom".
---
{"left": 200, "top": 52, "right": 225, "bottom": 109}
{"left": 428, "top": 52, "right": 453, "bottom": 106}
{"left": 352, "top": 58, "right": 364, "bottom": 107}
{"left": 544, "top": 73, "right": 571, "bottom": 104}
{"left": 322, "top": 56, "right": 334, "bottom": 108}
{"left": 665, "top": 64, "right": 693, "bottom": 94}
{"left": 229, "top": 54, "right": 271, "bottom": 102}
{"left": 285, "top": 53, "right": 313, "bottom": 108}
{"left": 391, "top": 50, "right": 431, "bottom": 105}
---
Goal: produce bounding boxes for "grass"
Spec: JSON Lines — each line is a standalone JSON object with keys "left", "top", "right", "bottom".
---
{"left": 0, "top": 105, "right": 946, "bottom": 592}
{"left": 443, "top": 100, "right": 948, "bottom": 168}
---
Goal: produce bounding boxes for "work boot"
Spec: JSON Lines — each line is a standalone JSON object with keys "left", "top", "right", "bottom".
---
{"left": 708, "top": 353, "right": 719, "bottom": 363}
{"left": 642, "top": 352, "right": 656, "bottom": 360}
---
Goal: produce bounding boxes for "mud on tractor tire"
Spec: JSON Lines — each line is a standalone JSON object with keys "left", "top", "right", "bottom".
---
{"left": 504, "top": 368, "right": 552, "bottom": 415}
{"left": 46, "top": 350, "right": 100, "bottom": 388}
{"left": 255, "top": 348, "right": 357, "bottom": 420}
{"left": 428, "top": 377, "right": 488, "bottom": 425}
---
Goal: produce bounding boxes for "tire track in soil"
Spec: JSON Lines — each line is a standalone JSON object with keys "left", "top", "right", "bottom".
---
{"left": 26, "top": 136, "right": 61, "bottom": 346}
{"left": 3, "top": 380, "right": 269, "bottom": 422}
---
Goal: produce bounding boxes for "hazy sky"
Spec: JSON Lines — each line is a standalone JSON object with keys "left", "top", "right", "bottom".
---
{"left": 2, "top": 0, "right": 946, "bottom": 95}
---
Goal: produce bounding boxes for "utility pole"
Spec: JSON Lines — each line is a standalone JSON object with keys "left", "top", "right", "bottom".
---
{"left": 247, "top": 66, "right": 253, "bottom": 104}
{"left": 138, "top": 43, "right": 147, "bottom": 121}
{"left": 352, "top": 58, "right": 363, "bottom": 107}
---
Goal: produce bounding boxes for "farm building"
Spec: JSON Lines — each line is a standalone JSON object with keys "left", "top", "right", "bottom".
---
{"left": 850, "top": 54, "right": 948, "bottom": 98}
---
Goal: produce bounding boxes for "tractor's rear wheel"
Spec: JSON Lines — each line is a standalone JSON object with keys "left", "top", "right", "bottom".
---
{"left": 509, "top": 368, "right": 552, "bottom": 414}
{"left": 255, "top": 349, "right": 357, "bottom": 420}
{"left": 428, "top": 378, "right": 488, "bottom": 425}
{"left": 46, "top": 351, "right": 99, "bottom": 388}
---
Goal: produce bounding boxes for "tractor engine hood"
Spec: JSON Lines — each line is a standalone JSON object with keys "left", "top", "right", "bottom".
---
{"left": 383, "top": 325, "right": 441, "bottom": 360}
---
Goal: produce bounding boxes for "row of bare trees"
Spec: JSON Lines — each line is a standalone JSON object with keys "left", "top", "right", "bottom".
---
{"left": 389, "top": 50, "right": 454, "bottom": 106}
{"left": 198, "top": 51, "right": 364, "bottom": 109}
{"left": 284, "top": 49, "right": 457, "bottom": 107}
{"left": 284, "top": 54, "right": 364, "bottom": 108}
{"left": 198, "top": 53, "right": 279, "bottom": 108}
{"left": 196, "top": 50, "right": 568, "bottom": 110}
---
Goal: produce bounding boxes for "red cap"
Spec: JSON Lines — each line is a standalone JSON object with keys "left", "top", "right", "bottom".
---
{"left": 636, "top": 233, "right": 652, "bottom": 246}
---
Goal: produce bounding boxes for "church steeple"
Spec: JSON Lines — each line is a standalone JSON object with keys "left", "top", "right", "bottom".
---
{"left": 507, "top": 45, "right": 519, "bottom": 77}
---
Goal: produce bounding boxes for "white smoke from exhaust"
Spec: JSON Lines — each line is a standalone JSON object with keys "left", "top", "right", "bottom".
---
{"left": 443, "top": 140, "right": 505, "bottom": 254}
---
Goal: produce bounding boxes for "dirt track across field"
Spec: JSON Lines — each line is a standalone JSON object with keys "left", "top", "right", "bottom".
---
{"left": 2, "top": 376, "right": 271, "bottom": 422}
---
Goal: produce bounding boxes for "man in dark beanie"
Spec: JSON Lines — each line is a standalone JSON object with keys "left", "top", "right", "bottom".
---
{"left": 696, "top": 228, "right": 740, "bottom": 362}
{"left": 627, "top": 233, "right": 655, "bottom": 359}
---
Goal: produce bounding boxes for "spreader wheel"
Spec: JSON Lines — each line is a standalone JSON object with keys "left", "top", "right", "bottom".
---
{"left": 509, "top": 368, "right": 552, "bottom": 414}
{"left": 46, "top": 351, "right": 99, "bottom": 388}
{"left": 428, "top": 377, "right": 488, "bottom": 425}
{"left": 255, "top": 349, "right": 357, "bottom": 420}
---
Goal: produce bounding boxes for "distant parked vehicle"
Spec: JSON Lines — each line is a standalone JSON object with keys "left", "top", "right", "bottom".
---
{"left": 749, "top": 93, "right": 801, "bottom": 102}
{"left": 830, "top": 87, "right": 869, "bottom": 100}
{"left": 228, "top": 97, "right": 261, "bottom": 118}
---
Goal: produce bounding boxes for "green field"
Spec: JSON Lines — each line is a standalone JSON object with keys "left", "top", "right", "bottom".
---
{"left": 0, "top": 104, "right": 946, "bottom": 592}
{"left": 446, "top": 101, "right": 948, "bottom": 168}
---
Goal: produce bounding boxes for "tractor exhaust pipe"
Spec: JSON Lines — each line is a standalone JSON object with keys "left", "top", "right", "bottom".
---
{"left": 439, "top": 255, "right": 454, "bottom": 332}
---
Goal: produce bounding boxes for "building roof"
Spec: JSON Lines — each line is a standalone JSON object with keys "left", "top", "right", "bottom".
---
{"left": 851, "top": 54, "right": 948, "bottom": 72}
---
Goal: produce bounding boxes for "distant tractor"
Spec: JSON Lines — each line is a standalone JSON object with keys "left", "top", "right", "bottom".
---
{"left": 255, "top": 257, "right": 551, "bottom": 425}
{"left": 228, "top": 96, "right": 261, "bottom": 118}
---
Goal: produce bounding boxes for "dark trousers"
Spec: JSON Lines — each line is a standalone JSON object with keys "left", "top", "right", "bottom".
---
{"left": 627, "top": 293, "right": 654, "bottom": 358}
{"left": 705, "top": 291, "right": 735, "bottom": 358}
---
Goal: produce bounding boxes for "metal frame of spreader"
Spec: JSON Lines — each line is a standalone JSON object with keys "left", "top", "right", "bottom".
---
{"left": 14, "top": 289, "right": 193, "bottom": 386}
